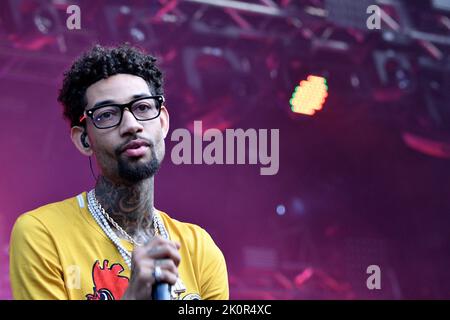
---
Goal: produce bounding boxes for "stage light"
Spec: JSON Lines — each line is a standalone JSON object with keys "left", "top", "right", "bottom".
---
{"left": 289, "top": 75, "right": 328, "bottom": 116}
{"left": 276, "top": 204, "right": 286, "bottom": 216}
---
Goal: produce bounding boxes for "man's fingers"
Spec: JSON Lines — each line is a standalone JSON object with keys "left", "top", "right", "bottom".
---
{"left": 133, "top": 237, "right": 180, "bottom": 260}
{"left": 137, "top": 265, "right": 178, "bottom": 284}
{"left": 135, "top": 266, "right": 155, "bottom": 284}
{"left": 155, "top": 259, "right": 179, "bottom": 277}
{"left": 154, "top": 269, "right": 178, "bottom": 286}
{"left": 126, "top": 237, "right": 181, "bottom": 299}
{"left": 138, "top": 259, "right": 178, "bottom": 277}
{"left": 145, "top": 244, "right": 181, "bottom": 266}
{"left": 136, "top": 265, "right": 178, "bottom": 286}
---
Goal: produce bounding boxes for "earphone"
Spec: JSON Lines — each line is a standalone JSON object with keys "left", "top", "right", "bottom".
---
{"left": 80, "top": 131, "right": 97, "bottom": 182}
{"left": 81, "top": 132, "right": 90, "bottom": 148}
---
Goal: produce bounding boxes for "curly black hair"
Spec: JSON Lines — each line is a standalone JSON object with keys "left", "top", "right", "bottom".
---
{"left": 58, "top": 44, "right": 164, "bottom": 127}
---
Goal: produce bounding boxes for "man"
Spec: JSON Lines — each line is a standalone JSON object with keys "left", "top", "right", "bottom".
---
{"left": 9, "top": 44, "right": 229, "bottom": 300}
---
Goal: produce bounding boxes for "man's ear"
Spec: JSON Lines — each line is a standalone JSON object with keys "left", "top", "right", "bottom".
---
{"left": 71, "top": 126, "right": 93, "bottom": 156}
{"left": 160, "top": 105, "right": 170, "bottom": 139}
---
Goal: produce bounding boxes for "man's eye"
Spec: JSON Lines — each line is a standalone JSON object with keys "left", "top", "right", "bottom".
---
{"left": 96, "top": 110, "right": 117, "bottom": 120}
{"left": 135, "top": 104, "right": 153, "bottom": 112}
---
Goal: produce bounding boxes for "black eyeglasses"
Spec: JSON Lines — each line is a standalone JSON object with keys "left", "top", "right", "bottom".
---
{"left": 79, "top": 95, "right": 165, "bottom": 129}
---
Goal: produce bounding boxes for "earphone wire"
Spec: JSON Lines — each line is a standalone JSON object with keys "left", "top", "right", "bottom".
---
{"left": 89, "top": 156, "right": 98, "bottom": 183}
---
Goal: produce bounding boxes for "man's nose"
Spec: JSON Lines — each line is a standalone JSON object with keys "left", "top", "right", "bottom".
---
{"left": 119, "top": 108, "right": 144, "bottom": 135}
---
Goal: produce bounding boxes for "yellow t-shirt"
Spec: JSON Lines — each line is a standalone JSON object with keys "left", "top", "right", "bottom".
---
{"left": 9, "top": 192, "right": 229, "bottom": 300}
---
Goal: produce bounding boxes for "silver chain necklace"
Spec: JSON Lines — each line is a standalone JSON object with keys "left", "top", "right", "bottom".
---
{"left": 86, "top": 189, "right": 168, "bottom": 265}
{"left": 86, "top": 189, "right": 185, "bottom": 299}
{"left": 99, "top": 200, "right": 156, "bottom": 246}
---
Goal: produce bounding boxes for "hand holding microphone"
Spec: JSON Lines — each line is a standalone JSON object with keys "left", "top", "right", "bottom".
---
{"left": 122, "top": 236, "right": 181, "bottom": 300}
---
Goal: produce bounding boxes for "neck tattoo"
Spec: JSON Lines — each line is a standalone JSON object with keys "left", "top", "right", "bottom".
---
{"left": 94, "top": 176, "right": 155, "bottom": 244}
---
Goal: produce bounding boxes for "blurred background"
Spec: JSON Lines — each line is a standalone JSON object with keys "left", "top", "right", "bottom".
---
{"left": 1, "top": 0, "right": 450, "bottom": 299}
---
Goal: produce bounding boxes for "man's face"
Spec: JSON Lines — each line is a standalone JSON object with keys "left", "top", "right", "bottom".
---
{"left": 84, "top": 73, "right": 169, "bottom": 184}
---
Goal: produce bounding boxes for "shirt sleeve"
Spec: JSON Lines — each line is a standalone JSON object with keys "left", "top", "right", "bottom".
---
{"left": 9, "top": 214, "right": 68, "bottom": 300}
{"left": 197, "top": 228, "right": 229, "bottom": 300}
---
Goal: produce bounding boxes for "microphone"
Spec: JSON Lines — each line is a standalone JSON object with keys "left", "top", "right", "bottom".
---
{"left": 152, "top": 282, "right": 171, "bottom": 300}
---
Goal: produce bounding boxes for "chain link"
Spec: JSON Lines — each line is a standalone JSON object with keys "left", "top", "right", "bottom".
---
{"left": 93, "top": 192, "right": 158, "bottom": 246}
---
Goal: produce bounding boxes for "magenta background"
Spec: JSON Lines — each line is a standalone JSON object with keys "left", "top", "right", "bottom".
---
{"left": 2, "top": 0, "right": 450, "bottom": 299}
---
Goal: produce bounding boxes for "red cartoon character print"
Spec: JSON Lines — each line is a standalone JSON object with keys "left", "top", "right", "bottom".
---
{"left": 86, "top": 260, "right": 129, "bottom": 300}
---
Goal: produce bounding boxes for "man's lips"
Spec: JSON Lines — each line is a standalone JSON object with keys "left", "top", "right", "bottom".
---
{"left": 120, "top": 139, "right": 150, "bottom": 157}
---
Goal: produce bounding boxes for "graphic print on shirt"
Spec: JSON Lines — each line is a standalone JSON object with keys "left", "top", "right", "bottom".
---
{"left": 86, "top": 260, "right": 129, "bottom": 300}
{"left": 182, "top": 293, "right": 202, "bottom": 300}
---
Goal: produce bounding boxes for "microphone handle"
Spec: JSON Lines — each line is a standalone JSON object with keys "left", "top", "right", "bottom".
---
{"left": 152, "top": 282, "right": 171, "bottom": 300}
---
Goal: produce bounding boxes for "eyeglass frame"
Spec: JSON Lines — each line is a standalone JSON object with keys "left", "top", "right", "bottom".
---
{"left": 79, "top": 95, "right": 165, "bottom": 129}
